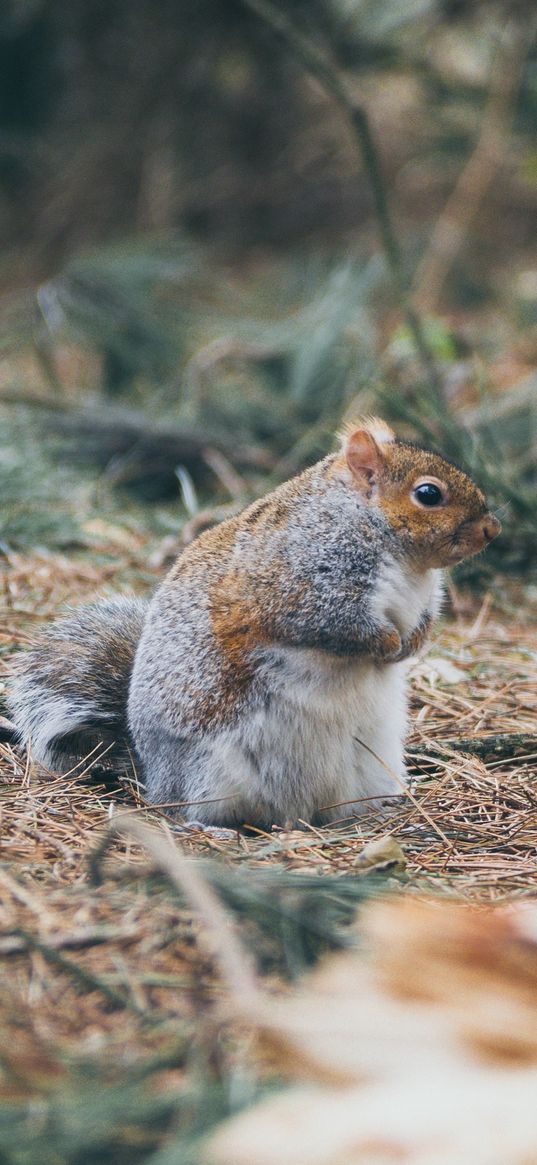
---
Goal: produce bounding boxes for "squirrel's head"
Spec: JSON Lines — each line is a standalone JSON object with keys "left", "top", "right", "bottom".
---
{"left": 339, "top": 417, "right": 501, "bottom": 569}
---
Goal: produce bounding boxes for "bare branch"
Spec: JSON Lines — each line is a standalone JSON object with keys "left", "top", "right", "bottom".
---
{"left": 414, "top": 21, "right": 533, "bottom": 312}
{"left": 240, "top": 0, "right": 442, "bottom": 395}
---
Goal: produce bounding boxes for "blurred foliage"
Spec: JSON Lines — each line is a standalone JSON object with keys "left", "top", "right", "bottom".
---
{"left": 1, "top": 241, "right": 536, "bottom": 579}
{"left": 0, "top": 862, "right": 389, "bottom": 1165}
{"left": 0, "top": 0, "right": 536, "bottom": 578}
{"left": 0, "top": 4, "right": 537, "bottom": 1160}
{"left": 0, "top": 0, "right": 535, "bottom": 262}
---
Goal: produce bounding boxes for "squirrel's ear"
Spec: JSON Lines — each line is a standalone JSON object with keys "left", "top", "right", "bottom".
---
{"left": 344, "top": 428, "right": 388, "bottom": 493}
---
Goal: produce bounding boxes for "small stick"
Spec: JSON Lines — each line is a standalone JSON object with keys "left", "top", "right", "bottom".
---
{"left": 18, "top": 929, "right": 138, "bottom": 1012}
{"left": 202, "top": 447, "right": 249, "bottom": 503}
{"left": 0, "top": 924, "right": 141, "bottom": 957}
{"left": 412, "top": 733, "right": 537, "bottom": 763}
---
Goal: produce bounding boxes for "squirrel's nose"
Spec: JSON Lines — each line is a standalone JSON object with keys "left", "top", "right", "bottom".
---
{"left": 482, "top": 514, "right": 501, "bottom": 542}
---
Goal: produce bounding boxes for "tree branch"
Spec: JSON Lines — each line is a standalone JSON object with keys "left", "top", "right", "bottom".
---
{"left": 240, "top": 0, "right": 442, "bottom": 395}
{"left": 414, "top": 21, "right": 533, "bottom": 312}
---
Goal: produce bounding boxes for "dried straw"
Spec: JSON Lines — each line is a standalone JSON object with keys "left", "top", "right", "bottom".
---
{"left": 1, "top": 548, "right": 536, "bottom": 1099}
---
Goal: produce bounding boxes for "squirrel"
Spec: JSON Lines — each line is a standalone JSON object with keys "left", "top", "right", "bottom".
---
{"left": 8, "top": 418, "right": 500, "bottom": 829}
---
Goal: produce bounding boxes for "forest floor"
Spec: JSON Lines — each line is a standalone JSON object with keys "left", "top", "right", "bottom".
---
{"left": 1, "top": 543, "right": 537, "bottom": 1162}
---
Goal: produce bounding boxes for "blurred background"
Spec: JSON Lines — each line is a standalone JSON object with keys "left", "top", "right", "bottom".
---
{"left": 0, "top": 0, "right": 536, "bottom": 580}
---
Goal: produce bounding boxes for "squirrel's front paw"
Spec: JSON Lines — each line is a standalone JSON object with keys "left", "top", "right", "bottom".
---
{"left": 395, "top": 613, "right": 433, "bottom": 661}
{"left": 371, "top": 626, "right": 402, "bottom": 661}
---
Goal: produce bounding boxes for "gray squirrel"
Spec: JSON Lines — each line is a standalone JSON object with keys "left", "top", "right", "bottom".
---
{"left": 8, "top": 418, "right": 500, "bottom": 828}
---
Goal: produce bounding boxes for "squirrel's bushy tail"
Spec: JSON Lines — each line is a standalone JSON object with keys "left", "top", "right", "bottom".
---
{"left": 8, "top": 596, "right": 147, "bottom": 771}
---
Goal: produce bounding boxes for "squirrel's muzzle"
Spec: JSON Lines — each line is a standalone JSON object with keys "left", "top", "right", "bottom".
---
{"left": 451, "top": 511, "right": 501, "bottom": 562}
{"left": 481, "top": 514, "right": 501, "bottom": 543}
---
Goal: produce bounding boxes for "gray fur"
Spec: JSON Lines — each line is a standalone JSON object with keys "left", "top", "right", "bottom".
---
{"left": 127, "top": 457, "right": 441, "bottom": 823}
{"left": 8, "top": 596, "right": 147, "bottom": 770}
{"left": 8, "top": 452, "right": 445, "bottom": 822}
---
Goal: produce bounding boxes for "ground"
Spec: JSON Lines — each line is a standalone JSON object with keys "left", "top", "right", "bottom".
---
{"left": 1, "top": 543, "right": 536, "bottom": 1159}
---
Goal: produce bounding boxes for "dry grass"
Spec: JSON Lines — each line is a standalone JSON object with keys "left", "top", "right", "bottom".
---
{"left": 1, "top": 544, "right": 537, "bottom": 1143}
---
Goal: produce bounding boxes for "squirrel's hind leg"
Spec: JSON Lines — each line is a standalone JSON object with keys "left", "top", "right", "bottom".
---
{"left": 132, "top": 725, "right": 245, "bottom": 826}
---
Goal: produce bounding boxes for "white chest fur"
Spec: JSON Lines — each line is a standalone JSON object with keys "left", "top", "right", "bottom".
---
{"left": 217, "top": 645, "right": 409, "bottom": 825}
{"left": 199, "top": 562, "right": 442, "bottom": 826}
{"left": 370, "top": 560, "right": 444, "bottom": 636}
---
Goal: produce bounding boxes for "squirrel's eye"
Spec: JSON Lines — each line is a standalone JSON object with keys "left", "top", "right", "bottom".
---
{"left": 413, "top": 482, "right": 445, "bottom": 507}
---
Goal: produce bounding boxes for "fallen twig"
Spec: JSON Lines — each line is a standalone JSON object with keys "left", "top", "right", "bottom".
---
{"left": 17, "top": 928, "right": 140, "bottom": 1012}
{"left": 0, "top": 924, "right": 142, "bottom": 957}
{"left": 412, "top": 733, "right": 537, "bottom": 764}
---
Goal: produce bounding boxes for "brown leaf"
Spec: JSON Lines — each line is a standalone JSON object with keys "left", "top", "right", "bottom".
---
{"left": 354, "top": 834, "right": 407, "bottom": 875}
